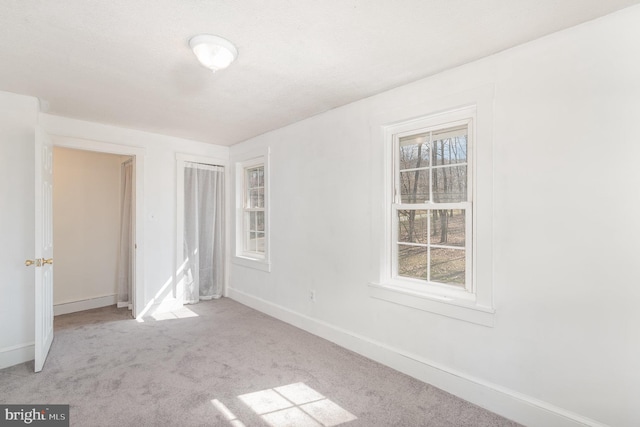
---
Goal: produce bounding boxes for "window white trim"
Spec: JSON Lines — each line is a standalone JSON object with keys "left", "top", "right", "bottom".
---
{"left": 233, "top": 148, "right": 271, "bottom": 272}
{"left": 370, "top": 85, "right": 495, "bottom": 326}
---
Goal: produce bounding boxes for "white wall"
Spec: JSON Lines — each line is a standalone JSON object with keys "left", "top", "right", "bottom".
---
{"left": 53, "top": 147, "right": 125, "bottom": 310}
{"left": 228, "top": 6, "right": 640, "bottom": 427}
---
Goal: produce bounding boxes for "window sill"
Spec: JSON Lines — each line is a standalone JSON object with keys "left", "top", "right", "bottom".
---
{"left": 368, "top": 282, "right": 494, "bottom": 327}
{"left": 232, "top": 255, "right": 271, "bottom": 272}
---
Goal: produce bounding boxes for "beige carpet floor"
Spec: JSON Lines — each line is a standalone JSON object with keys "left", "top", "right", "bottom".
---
{"left": 0, "top": 298, "right": 520, "bottom": 426}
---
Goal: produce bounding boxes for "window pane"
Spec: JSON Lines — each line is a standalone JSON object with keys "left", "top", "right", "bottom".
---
{"left": 249, "top": 211, "right": 256, "bottom": 231}
{"left": 432, "top": 127, "right": 467, "bottom": 165}
{"left": 249, "top": 189, "right": 265, "bottom": 208}
{"left": 255, "top": 211, "right": 264, "bottom": 232}
{"left": 400, "top": 170, "right": 430, "bottom": 203}
{"left": 433, "top": 165, "right": 466, "bottom": 202}
{"left": 430, "top": 248, "right": 465, "bottom": 286}
{"left": 248, "top": 169, "right": 256, "bottom": 188}
{"left": 399, "top": 134, "right": 430, "bottom": 170}
{"left": 398, "top": 210, "right": 428, "bottom": 244}
{"left": 398, "top": 244, "right": 427, "bottom": 280}
{"left": 249, "top": 189, "right": 257, "bottom": 208}
{"left": 257, "top": 188, "right": 264, "bottom": 208}
{"left": 258, "top": 167, "right": 264, "bottom": 187}
{"left": 247, "top": 166, "right": 264, "bottom": 189}
{"left": 430, "top": 210, "right": 465, "bottom": 247}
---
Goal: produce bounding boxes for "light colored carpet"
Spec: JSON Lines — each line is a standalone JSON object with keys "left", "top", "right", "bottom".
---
{"left": 0, "top": 298, "right": 520, "bottom": 426}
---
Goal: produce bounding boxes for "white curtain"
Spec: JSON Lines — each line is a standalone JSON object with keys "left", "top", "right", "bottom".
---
{"left": 183, "top": 162, "right": 224, "bottom": 304}
{"left": 116, "top": 159, "right": 133, "bottom": 308}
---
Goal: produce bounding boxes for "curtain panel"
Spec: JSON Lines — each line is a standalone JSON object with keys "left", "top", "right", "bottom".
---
{"left": 183, "top": 162, "right": 224, "bottom": 304}
{"left": 116, "top": 159, "right": 133, "bottom": 307}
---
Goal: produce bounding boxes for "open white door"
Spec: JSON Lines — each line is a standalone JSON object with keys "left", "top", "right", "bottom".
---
{"left": 34, "top": 126, "right": 54, "bottom": 372}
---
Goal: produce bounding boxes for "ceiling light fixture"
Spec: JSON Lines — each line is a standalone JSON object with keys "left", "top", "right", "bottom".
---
{"left": 189, "top": 34, "right": 238, "bottom": 73}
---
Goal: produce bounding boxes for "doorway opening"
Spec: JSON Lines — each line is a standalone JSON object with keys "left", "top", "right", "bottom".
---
{"left": 51, "top": 136, "right": 144, "bottom": 318}
{"left": 52, "top": 147, "right": 135, "bottom": 318}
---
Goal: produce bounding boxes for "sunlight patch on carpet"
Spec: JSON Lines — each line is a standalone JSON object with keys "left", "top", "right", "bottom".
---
{"left": 150, "top": 306, "right": 199, "bottom": 321}
{"left": 238, "top": 382, "right": 357, "bottom": 427}
{"left": 137, "top": 306, "right": 200, "bottom": 322}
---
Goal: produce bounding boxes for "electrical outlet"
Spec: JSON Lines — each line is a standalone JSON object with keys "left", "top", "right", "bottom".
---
{"left": 310, "top": 290, "right": 316, "bottom": 302}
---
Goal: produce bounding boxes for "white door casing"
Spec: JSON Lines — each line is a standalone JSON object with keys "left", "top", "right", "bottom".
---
{"left": 34, "top": 126, "right": 54, "bottom": 372}
{"left": 51, "top": 136, "right": 145, "bottom": 318}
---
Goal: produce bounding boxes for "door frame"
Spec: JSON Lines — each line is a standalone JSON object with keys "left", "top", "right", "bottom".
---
{"left": 52, "top": 136, "right": 146, "bottom": 317}
{"left": 176, "top": 153, "right": 228, "bottom": 303}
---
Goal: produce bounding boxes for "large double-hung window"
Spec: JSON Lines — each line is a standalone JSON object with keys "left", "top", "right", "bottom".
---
{"left": 393, "top": 120, "right": 472, "bottom": 291}
{"left": 372, "top": 96, "right": 494, "bottom": 326}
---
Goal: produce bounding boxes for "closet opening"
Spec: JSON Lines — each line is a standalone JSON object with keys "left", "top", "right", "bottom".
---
{"left": 52, "top": 147, "right": 136, "bottom": 319}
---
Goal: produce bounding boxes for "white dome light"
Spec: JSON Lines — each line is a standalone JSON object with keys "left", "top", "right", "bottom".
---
{"left": 189, "top": 34, "right": 238, "bottom": 73}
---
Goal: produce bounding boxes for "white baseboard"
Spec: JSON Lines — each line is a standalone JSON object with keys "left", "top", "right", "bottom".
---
{"left": 54, "top": 294, "right": 117, "bottom": 316}
{"left": 0, "top": 342, "right": 34, "bottom": 370}
{"left": 227, "top": 287, "right": 606, "bottom": 427}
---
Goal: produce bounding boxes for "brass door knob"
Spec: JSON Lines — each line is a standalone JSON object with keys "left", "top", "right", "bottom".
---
{"left": 43, "top": 258, "right": 53, "bottom": 265}
{"left": 25, "top": 259, "right": 36, "bottom": 267}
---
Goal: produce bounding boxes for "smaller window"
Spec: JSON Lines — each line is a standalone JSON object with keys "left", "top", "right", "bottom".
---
{"left": 243, "top": 165, "right": 265, "bottom": 256}
{"left": 234, "top": 151, "right": 270, "bottom": 271}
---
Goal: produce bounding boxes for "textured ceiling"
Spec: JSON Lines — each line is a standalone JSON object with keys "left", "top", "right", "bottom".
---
{"left": 1, "top": 0, "right": 638, "bottom": 145}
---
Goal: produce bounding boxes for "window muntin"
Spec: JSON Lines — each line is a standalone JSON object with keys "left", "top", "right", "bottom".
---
{"left": 393, "top": 120, "right": 472, "bottom": 290}
{"left": 243, "top": 165, "right": 265, "bottom": 256}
